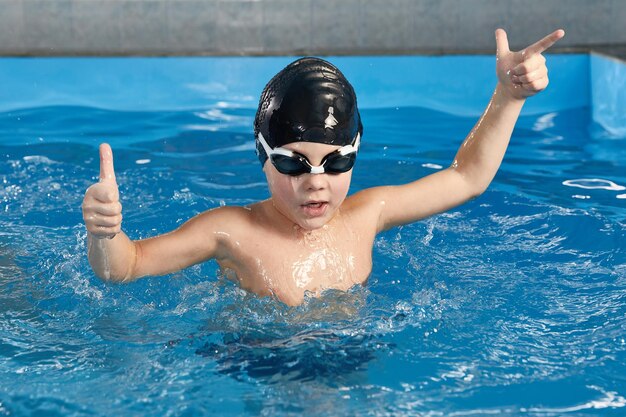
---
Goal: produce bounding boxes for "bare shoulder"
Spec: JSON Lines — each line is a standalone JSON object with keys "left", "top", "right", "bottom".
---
{"left": 189, "top": 202, "right": 270, "bottom": 243}
{"left": 345, "top": 186, "right": 390, "bottom": 210}
{"left": 344, "top": 167, "right": 477, "bottom": 233}
{"left": 171, "top": 204, "right": 259, "bottom": 263}
{"left": 191, "top": 204, "right": 255, "bottom": 228}
{"left": 171, "top": 204, "right": 257, "bottom": 249}
{"left": 342, "top": 186, "right": 390, "bottom": 233}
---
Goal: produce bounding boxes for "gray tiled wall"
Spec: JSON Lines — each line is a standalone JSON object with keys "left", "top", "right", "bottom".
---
{"left": 1, "top": 0, "right": 625, "bottom": 56}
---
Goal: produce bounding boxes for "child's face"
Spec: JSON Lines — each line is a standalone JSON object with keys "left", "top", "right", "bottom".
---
{"left": 264, "top": 141, "right": 353, "bottom": 231}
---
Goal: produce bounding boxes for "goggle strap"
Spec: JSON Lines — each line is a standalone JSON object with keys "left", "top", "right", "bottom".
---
{"left": 338, "top": 132, "right": 361, "bottom": 156}
{"left": 257, "top": 132, "right": 273, "bottom": 157}
{"left": 259, "top": 132, "right": 360, "bottom": 157}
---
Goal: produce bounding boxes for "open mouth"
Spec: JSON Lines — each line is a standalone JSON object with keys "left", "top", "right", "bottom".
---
{"left": 303, "top": 201, "right": 326, "bottom": 208}
{"left": 301, "top": 201, "right": 329, "bottom": 217}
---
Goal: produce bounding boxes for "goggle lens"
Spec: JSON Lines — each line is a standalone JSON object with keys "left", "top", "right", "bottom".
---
{"left": 323, "top": 152, "right": 357, "bottom": 174}
{"left": 270, "top": 154, "right": 311, "bottom": 176}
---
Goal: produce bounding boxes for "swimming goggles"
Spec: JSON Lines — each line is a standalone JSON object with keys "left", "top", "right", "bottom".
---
{"left": 257, "top": 132, "right": 360, "bottom": 176}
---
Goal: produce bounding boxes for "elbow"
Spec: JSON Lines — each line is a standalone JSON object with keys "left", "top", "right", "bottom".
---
{"left": 469, "top": 183, "right": 489, "bottom": 199}
{"left": 87, "top": 240, "right": 140, "bottom": 284}
{"left": 87, "top": 236, "right": 141, "bottom": 283}
{"left": 90, "top": 263, "right": 116, "bottom": 283}
{"left": 95, "top": 271, "right": 116, "bottom": 283}
{"left": 91, "top": 265, "right": 130, "bottom": 284}
{"left": 454, "top": 169, "right": 490, "bottom": 200}
{"left": 94, "top": 270, "right": 137, "bottom": 284}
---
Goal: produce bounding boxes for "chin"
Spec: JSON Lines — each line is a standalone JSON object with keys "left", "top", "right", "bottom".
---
{"left": 297, "top": 218, "right": 329, "bottom": 231}
{"left": 295, "top": 209, "right": 336, "bottom": 231}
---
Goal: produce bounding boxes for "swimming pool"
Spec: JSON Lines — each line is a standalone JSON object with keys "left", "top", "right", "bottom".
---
{"left": 1, "top": 55, "right": 625, "bottom": 416}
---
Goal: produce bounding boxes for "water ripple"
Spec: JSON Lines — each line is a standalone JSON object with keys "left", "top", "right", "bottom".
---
{"left": 1, "top": 105, "right": 624, "bottom": 416}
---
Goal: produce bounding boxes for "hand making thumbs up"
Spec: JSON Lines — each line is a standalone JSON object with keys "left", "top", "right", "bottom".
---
{"left": 82, "top": 143, "right": 123, "bottom": 239}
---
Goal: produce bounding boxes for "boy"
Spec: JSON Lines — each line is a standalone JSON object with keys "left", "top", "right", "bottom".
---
{"left": 83, "top": 29, "right": 565, "bottom": 306}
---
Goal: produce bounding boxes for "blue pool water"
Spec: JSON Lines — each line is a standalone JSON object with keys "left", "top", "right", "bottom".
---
{"left": 1, "top": 56, "right": 625, "bottom": 416}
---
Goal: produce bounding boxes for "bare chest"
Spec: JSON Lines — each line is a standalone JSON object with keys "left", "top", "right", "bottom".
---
{"left": 219, "top": 225, "right": 373, "bottom": 306}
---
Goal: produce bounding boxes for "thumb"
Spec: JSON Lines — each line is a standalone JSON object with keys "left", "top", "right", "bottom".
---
{"left": 99, "top": 143, "right": 117, "bottom": 183}
{"left": 495, "top": 28, "right": 510, "bottom": 58}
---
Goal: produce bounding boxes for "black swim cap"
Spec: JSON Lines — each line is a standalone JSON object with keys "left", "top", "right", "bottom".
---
{"left": 254, "top": 57, "right": 363, "bottom": 165}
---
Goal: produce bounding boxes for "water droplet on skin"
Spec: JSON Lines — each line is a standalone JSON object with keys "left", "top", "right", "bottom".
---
{"left": 348, "top": 254, "right": 356, "bottom": 270}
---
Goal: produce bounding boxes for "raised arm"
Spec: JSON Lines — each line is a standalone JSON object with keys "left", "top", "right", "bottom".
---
{"left": 82, "top": 144, "right": 230, "bottom": 282}
{"left": 360, "top": 29, "right": 565, "bottom": 232}
{"left": 453, "top": 29, "right": 566, "bottom": 190}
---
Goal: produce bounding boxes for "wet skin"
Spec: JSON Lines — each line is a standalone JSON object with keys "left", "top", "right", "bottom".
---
{"left": 83, "top": 29, "right": 565, "bottom": 306}
{"left": 214, "top": 141, "right": 377, "bottom": 306}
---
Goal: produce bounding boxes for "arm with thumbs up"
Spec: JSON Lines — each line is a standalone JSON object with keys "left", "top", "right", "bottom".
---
{"left": 82, "top": 143, "right": 137, "bottom": 281}
{"left": 82, "top": 143, "right": 242, "bottom": 283}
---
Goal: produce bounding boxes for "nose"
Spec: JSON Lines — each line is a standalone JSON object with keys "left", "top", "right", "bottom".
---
{"left": 302, "top": 172, "right": 328, "bottom": 191}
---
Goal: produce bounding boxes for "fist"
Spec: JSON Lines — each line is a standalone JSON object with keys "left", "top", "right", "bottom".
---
{"left": 82, "top": 143, "right": 122, "bottom": 239}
